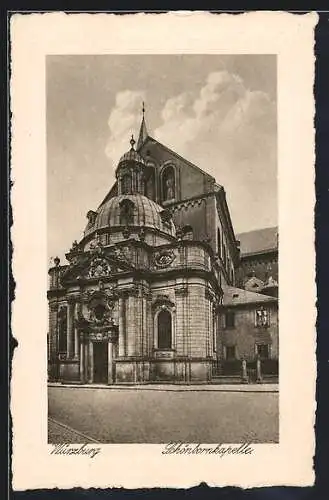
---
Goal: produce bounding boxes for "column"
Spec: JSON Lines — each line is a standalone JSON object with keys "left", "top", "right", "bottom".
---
{"left": 126, "top": 295, "right": 135, "bottom": 356}
{"left": 142, "top": 296, "right": 148, "bottom": 357}
{"left": 212, "top": 307, "right": 217, "bottom": 354}
{"left": 73, "top": 302, "right": 79, "bottom": 358}
{"left": 174, "top": 286, "right": 188, "bottom": 357}
{"left": 206, "top": 298, "right": 212, "bottom": 357}
{"left": 88, "top": 341, "right": 94, "bottom": 383}
{"left": 147, "top": 296, "right": 153, "bottom": 356}
{"left": 79, "top": 339, "right": 85, "bottom": 383}
{"left": 84, "top": 343, "right": 88, "bottom": 383}
{"left": 118, "top": 297, "right": 126, "bottom": 357}
{"left": 67, "top": 301, "right": 74, "bottom": 358}
{"left": 108, "top": 342, "right": 113, "bottom": 384}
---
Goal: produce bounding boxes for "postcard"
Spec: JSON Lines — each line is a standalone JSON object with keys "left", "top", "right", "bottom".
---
{"left": 10, "top": 11, "right": 317, "bottom": 490}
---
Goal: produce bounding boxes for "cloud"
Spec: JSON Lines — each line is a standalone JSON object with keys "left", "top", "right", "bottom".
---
{"left": 104, "top": 70, "right": 277, "bottom": 233}
{"left": 105, "top": 70, "right": 276, "bottom": 173}
{"left": 105, "top": 90, "right": 145, "bottom": 166}
{"left": 153, "top": 70, "right": 277, "bottom": 232}
{"left": 154, "top": 70, "right": 276, "bottom": 170}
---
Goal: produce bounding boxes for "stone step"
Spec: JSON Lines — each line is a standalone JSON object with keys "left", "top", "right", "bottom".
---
{"left": 211, "top": 376, "right": 243, "bottom": 385}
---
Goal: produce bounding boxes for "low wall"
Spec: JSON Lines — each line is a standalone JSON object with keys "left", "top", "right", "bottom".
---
{"left": 115, "top": 358, "right": 213, "bottom": 384}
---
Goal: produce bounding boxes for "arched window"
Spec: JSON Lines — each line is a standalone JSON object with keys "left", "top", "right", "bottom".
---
{"left": 119, "top": 199, "right": 135, "bottom": 225}
{"left": 58, "top": 307, "right": 67, "bottom": 353}
{"left": 121, "top": 174, "right": 132, "bottom": 194}
{"left": 157, "top": 309, "right": 172, "bottom": 349}
{"left": 162, "top": 166, "right": 175, "bottom": 202}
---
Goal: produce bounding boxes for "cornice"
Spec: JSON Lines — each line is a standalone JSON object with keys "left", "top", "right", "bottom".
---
{"left": 81, "top": 224, "right": 176, "bottom": 248}
{"left": 164, "top": 191, "right": 216, "bottom": 210}
{"left": 240, "top": 248, "right": 278, "bottom": 260}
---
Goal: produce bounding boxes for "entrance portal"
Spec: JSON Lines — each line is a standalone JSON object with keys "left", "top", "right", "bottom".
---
{"left": 93, "top": 342, "right": 108, "bottom": 383}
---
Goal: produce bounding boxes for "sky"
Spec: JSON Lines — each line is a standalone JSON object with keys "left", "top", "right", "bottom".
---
{"left": 47, "top": 54, "right": 277, "bottom": 264}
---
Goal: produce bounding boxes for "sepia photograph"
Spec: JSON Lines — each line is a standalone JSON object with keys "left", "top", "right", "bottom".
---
{"left": 46, "top": 54, "right": 279, "bottom": 444}
{"left": 11, "top": 12, "right": 317, "bottom": 489}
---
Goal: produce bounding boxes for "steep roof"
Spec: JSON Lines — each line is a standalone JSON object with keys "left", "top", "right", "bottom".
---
{"left": 142, "top": 135, "right": 215, "bottom": 181}
{"left": 137, "top": 115, "right": 148, "bottom": 150}
{"left": 222, "top": 286, "right": 277, "bottom": 307}
{"left": 236, "top": 226, "right": 278, "bottom": 256}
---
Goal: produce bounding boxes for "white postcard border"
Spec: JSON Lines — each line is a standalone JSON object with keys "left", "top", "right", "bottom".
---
{"left": 10, "top": 11, "right": 317, "bottom": 490}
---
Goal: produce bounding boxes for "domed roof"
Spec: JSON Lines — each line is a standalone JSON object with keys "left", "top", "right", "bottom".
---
{"left": 117, "top": 136, "right": 146, "bottom": 167}
{"left": 84, "top": 194, "right": 176, "bottom": 237}
{"left": 118, "top": 148, "right": 146, "bottom": 166}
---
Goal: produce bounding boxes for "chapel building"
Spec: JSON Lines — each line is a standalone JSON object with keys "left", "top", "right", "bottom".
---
{"left": 47, "top": 111, "right": 279, "bottom": 385}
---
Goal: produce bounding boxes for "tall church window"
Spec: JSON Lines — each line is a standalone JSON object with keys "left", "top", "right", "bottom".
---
{"left": 121, "top": 174, "right": 132, "bottom": 194}
{"left": 217, "top": 227, "right": 221, "bottom": 257}
{"left": 58, "top": 307, "right": 67, "bottom": 354}
{"left": 223, "top": 245, "right": 227, "bottom": 268}
{"left": 157, "top": 309, "right": 172, "bottom": 349}
{"left": 119, "top": 199, "right": 135, "bottom": 225}
{"left": 162, "top": 166, "right": 175, "bottom": 202}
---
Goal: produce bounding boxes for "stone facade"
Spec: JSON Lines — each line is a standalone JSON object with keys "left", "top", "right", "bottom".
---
{"left": 48, "top": 118, "right": 278, "bottom": 385}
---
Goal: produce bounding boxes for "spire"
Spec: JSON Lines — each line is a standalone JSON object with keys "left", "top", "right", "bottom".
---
{"left": 137, "top": 101, "right": 148, "bottom": 150}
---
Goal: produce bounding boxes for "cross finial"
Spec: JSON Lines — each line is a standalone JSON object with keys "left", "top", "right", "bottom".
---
{"left": 142, "top": 101, "right": 145, "bottom": 117}
{"left": 130, "top": 134, "right": 136, "bottom": 149}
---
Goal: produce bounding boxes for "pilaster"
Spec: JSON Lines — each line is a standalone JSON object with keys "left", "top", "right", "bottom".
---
{"left": 88, "top": 341, "right": 94, "bottom": 383}
{"left": 79, "top": 337, "right": 85, "bottom": 383}
{"left": 118, "top": 296, "right": 126, "bottom": 357}
{"left": 108, "top": 342, "right": 114, "bottom": 384}
{"left": 66, "top": 301, "right": 74, "bottom": 358}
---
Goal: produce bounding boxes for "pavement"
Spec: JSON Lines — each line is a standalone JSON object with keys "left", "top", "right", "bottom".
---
{"left": 48, "top": 382, "right": 278, "bottom": 392}
{"left": 48, "top": 385, "right": 279, "bottom": 444}
{"left": 48, "top": 417, "right": 101, "bottom": 444}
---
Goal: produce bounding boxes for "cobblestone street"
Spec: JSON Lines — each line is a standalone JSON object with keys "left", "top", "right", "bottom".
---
{"left": 48, "top": 418, "right": 100, "bottom": 443}
{"left": 48, "top": 385, "right": 279, "bottom": 444}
